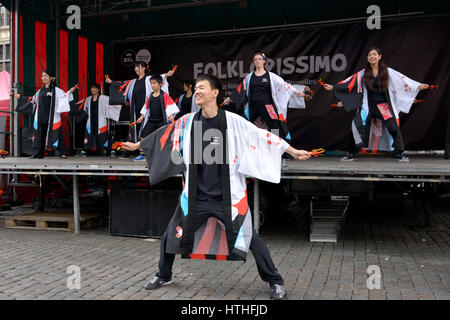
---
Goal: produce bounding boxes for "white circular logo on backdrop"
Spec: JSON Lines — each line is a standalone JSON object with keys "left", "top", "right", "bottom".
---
{"left": 136, "top": 49, "right": 151, "bottom": 64}
{"left": 121, "top": 49, "right": 136, "bottom": 67}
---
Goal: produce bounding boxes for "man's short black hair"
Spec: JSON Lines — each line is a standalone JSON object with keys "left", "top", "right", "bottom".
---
{"left": 90, "top": 83, "right": 100, "bottom": 90}
{"left": 196, "top": 74, "right": 223, "bottom": 105}
{"left": 196, "top": 74, "right": 222, "bottom": 92}
{"left": 150, "top": 74, "right": 163, "bottom": 85}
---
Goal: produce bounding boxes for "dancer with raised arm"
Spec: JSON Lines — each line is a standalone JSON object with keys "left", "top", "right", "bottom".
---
{"left": 322, "top": 47, "right": 429, "bottom": 162}
{"left": 77, "top": 83, "right": 122, "bottom": 156}
{"left": 16, "top": 70, "right": 77, "bottom": 159}
{"left": 106, "top": 61, "right": 175, "bottom": 160}
{"left": 223, "top": 52, "right": 308, "bottom": 141}
{"left": 122, "top": 74, "right": 311, "bottom": 300}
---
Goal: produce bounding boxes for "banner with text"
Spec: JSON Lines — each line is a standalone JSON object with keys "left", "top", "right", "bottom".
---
{"left": 113, "top": 18, "right": 449, "bottom": 150}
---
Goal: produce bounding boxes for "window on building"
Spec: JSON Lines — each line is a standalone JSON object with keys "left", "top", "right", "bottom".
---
{"left": 0, "top": 44, "right": 10, "bottom": 72}
{"left": 4, "top": 44, "right": 9, "bottom": 59}
{"left": 0, "top": 7, "right": 10, "bottom": 27}
{"left": 0, "top": 6, "right": 11, "bottom": 72}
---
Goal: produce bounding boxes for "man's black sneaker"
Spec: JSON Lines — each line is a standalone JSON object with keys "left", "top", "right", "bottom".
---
{"left": 144, "top": 276, "right": 172, "bottom": 290}
{"left": 28, "top": 154, "right": 43, "bottom": 159}
{"left": 270, "top": 283, "right": 287, "bottom": 300}
{"left": 340, "top": 152, "right": 355, "bottom": 162}
{"left": 393, "top": 151, "right": 409, "bottom": 162}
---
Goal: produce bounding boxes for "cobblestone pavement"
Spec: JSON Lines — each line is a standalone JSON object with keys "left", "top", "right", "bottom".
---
{"left": 0, "top": 200, "right": 449, "bottom": 300}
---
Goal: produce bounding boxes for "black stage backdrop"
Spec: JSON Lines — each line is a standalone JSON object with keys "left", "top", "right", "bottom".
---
{"left": 113, "top": 17, "right": 449, "bottom": 151}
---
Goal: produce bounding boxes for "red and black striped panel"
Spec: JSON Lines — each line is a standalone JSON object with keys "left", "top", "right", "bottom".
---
{"left": 191, "top": 217, "right": 229, "bottom": 257}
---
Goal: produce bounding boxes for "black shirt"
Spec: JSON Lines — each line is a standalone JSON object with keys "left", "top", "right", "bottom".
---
{"left": 149, "top": 93, "right": 163, "bottom": 121}
{"left": 90, "top": 98, "right": 99, "bottom": 135}
{"left": 38, "top": 87, "right": 52, "bottom": 124}
{"left": 197, "top": 113, "right": 223, "bottom": 201}
{"left": 132, "top": 77, "right": 146, "bottom": 118}
{"left": 250, "top": 72, "right": 272, "bottom": 105}
{"left": 181, "top": 94, "right": 192, "bottom": 114}
{"left": 175, "top": 94, "right": 193, "bottom": 120}
{"left": 369, "top": 74, "right": 387, "bottom": 104}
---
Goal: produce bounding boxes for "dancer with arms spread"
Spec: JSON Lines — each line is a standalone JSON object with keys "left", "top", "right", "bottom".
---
{"left": 106, "top": 61, "right": 175, "bottom": 160}
{"left": 322, "top": 47, "right": 429, "bottom": 162}
{"left": 16, "top": 70, "right": 77, "bottom": 159}
{"left": 122, "top": 74, "right": 311, "bottom": 300}
{"left": 223, "top": 52, "right": 308, "bottom": 141}
{"left": 78, "top": 83, "right": 122, "bottom": 156}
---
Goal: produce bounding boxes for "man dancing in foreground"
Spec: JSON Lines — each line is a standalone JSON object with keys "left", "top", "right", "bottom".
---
{"left": 122, "top": 74, "right": 311, "bottom": 300}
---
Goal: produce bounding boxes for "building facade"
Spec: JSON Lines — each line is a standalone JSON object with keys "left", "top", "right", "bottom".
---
{"left": 0, "top": 6, "right": 10, "bottom": 73}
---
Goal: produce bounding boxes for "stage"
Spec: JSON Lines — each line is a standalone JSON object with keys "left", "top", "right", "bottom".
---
{"left": 1, "top": 154, "right": 449, "bottom": 178}
{"left": 0, "top": 156, "right": 150, "bottom": 176}
{"left": 1, "top": 154, "right": 449, "bottom": 234}
{"left": 281, "top": 154, "right": 450, "bottom": 182}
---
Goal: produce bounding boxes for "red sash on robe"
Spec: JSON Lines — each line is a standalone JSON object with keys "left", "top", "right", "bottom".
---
{"left": 376, "top": 103, "right": 393, "bottom": 120}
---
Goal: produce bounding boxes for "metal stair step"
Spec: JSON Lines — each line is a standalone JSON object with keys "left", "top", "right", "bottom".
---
{"left": 310, "top": 233, "right": 338, "bottom": 242}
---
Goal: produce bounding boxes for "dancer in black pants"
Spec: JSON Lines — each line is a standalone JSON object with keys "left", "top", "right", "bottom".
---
{"left": 156, "top": 198, "right": 284, "bottom": 286}
{"left": 105, "top": 61, "right": 175, "bottom": 160}
{"left": 223, "top": 52, "right": 306, "bottom": 141}
{"left": 122, "top": 74, "right": 311, "bottom": 300}
{"left": 323, "top": 47, "right": 430, "bottom": 162}
{"left": 16, "top": 70, "right": 77, "bottom": 159}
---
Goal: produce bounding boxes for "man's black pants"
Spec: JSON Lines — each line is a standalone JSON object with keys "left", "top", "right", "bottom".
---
{"left": 155, "top": 198, "right": 284, "bottom": 285}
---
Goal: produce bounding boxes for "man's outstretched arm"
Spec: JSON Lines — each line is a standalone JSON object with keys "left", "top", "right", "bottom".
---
{"left": 285, "top": 146, "right": 311, "bottom": 161}
{"left": 121, "top": 141, "right": 140, "bottom": 151}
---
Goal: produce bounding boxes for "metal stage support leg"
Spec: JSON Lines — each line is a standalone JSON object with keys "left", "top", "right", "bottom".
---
{"left": 423, "top": 182, "right": 438, "bottom": 227}
{"left": 38, "top": 175, "right": 45, "bottom": 212}
{"left": 368, "top": 182, "right": 374, "bottom": 203}
{"left": 420, "top": 182, "right": 434, "bottom": 228}
{"left": 410, "top": 182, "right": 445, "bottom": 232}
{"left": 254, "top": 179, "right": 259, "bottom": 234}
{"left": 73, "top": 175, "right": 80, "bottom": 234}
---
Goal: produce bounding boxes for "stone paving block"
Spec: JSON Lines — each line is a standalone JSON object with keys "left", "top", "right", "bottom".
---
{"left": 0, "top": 202, "right": 449, "bottom": 301}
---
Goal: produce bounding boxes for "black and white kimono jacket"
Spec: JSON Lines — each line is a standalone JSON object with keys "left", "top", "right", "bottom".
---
{"left": 119, "top": 74, "right": 169, "bottom": 142}
{"left": 141, "top": 108, "right": 289, "bottom": 261}
{"left": 138, "top": 90, "right": 179, "bottom": 138}
{"left": 230, "top": 71, "right": 305, "bottom": 140}
{"left": 334, "top": 67, "right": 421, "bottom": 151}
{"left": 80, "top": 95, "right": 122, "bottom": 149}
{"left": 28, "top": 87, "right": 73, "bottom": 150}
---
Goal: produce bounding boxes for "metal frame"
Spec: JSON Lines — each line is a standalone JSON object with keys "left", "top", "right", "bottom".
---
{"left": 56, "top": 0, "right": 242, "bottom": 18}
{"left": 120, "top": 11, "right": 431, "bottom": 42}
{"left": 13, "top": 0, "right": 18, "bottom": 157}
